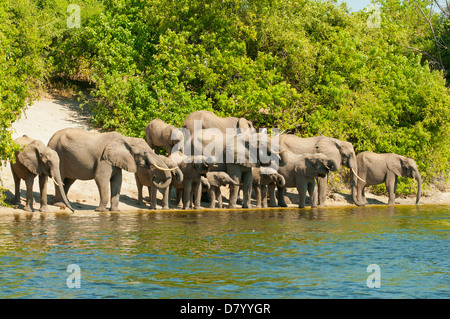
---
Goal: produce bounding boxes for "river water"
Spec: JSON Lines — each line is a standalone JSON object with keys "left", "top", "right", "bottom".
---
{"left": 0, "top": 205, "right": 448, "bottom": 299}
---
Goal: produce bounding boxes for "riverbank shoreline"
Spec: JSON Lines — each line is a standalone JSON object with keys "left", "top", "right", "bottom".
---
{"left": 1, "top": 95, "right": 449, "bottom": 216}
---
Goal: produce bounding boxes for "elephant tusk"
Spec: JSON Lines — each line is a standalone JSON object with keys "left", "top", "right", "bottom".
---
{"left": 152, "top": 163, "right": 178, "bottom": 172}
{"left": 51, "top": 176, "right": 63, "bottom": 187}
{"left": 272, "top": 150, "right": 287, "bottom": 155}
{"left": 352, "top": 168, "right": 366, "bottom": 183}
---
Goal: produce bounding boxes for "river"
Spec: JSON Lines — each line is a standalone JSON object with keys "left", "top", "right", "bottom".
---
{"left": 0, "top": 205, "right": 448, "bottom": 299}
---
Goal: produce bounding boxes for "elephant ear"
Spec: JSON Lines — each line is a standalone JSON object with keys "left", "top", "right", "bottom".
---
{"left": 297, "top": 155, "right": 317, "bottom": 178}
{"left": 17, "top": 140, "right": 46, "bottom": 175}
{"left": 103, "top": 138, "right": 137, "bottom": 173}
{"left": 315, "top": 137, "right": 342, "bottom": 170}
{"left": 386, "top": 155, "right": 404, "bottom": 176}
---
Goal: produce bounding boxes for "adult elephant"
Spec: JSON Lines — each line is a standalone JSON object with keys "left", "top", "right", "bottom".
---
{"left": 10, "top": 135, "right": 74, "bottom": 212}
{"left": 353, "top": 151, "right": 422, "bottom": 206}
{"left": 48, "top": 128, "right": 174, "bottom": 212}
{"left": 188, "top": 128, "right": 280, "bottom": 208}
{"left": 276, "top": 150, "right": 338, "bottom": 208}
{"left": 145, "top": 119, "right": 185, "bottom": 154}
{"left": 278, "top": 134, "right": 365, "bottom": 206}
{"left": 182, "top": 110, "right": 254, "bottom": 136}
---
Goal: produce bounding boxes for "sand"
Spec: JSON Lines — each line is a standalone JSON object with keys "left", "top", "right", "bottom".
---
{"left": 0, "top": 95, "right": 449, "bottom": 216}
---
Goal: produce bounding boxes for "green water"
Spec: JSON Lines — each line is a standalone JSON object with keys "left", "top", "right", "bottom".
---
{"left": 0, "top": 205, "right": 448, "bottom": 299}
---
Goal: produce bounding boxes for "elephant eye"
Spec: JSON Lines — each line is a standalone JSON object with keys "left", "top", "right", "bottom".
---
{"left": 47, "top": 161, "right": 52, "bottom": 167}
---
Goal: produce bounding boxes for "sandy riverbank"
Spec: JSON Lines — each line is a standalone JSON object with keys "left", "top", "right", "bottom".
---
{"left": 1, "top": 95, "right": 449, "bottom": 215}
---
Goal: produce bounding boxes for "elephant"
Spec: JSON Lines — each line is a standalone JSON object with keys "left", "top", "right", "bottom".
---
{"left": 252, "top": 166, "right": 286, "bottom": 208}
{"left": 353, "top": 151, "right": 422, "bottom": 206}
{"left": 187, "top": 128, "right": 280, "bottom": 208}
{"left": 278, "top": 134, "right": 364, "bottom": 206}
{"left": 275, "top": 150, "right": 338, "bottom": 208}
{"left": 10, "top": 135, "right": 74, "bottom": 212}
{"left": 204, "top": 171, "right": 239, "bottom": 209}
{"left": 182, "top": 110, "right": 254, "bottom": 136}
{"left": 145, "top": 119, "right": 185, "bottom": 154}
{"left": 135, "top": 155, "right": 183, "bottom": 210}
{"left": 169, "top": 152, "right": 216, "bottom": 209}
{"left": 47, "top": 128, "right": 174, "bottom": 212}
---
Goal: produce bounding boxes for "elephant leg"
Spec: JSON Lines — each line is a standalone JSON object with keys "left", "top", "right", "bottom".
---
{"left": 228, "top": 181, "right": 240, "bottom": 209}
{"left": 361, "top": 186, "right": 369, "bottom": 205}
{"left": 24, "top": 175, "right": 35, "bottom": 212}
{"left": 307, "top": 181, "right": 317, "bottom": 208}
{"left": 386, "top": 173, "right": 397, "bottom": 205}
{"left": 296, "top": 179, "right": 307, "bottom": 209}
{"left": 12, "top": 170, "right": 20, "bottom": 205}
{"left": 183, "top": 182, "right": 192, "bottom": 210}
{"left": 242, "top": 171, "right": 252, "bottom": 209}
{"left": 261, "top": 185, "right": 269, "bottom": 208}
{"left": 191, "top": 182, "right": 201, "bottom": 209}
{"left": 94, "top": 177, "right": 110, "bottom": 212}
{"left": 149, "top": 184, "right": 158, "bottom": 210}
{"left": 254, "top": 185, "right": 262, "bottom": 208}
{"left": 216, "top": 188, "right": 223, "bottom": 209}
{"left": 175, "top": 188, "right": 183, "bottom": 209}
{"left": 268, "top": 184, "right": 277, "bottom": 207}
{"left": 38, "top": 174, "right": 49, "bottom": 212}
{"left": 109, "top": 170, "right": 122, "bottom": 212}
{"left": 316, "top": 175, "right": 328, "bottom": 207}
{"left": 356, "top": 177, "right": 367, "bottom": 205}
{"left": 161, "top": 187, "right": 170, "bottom": 210}
{"left": 135, "top": 174, "right": 145, "bottom": 206}
{"left": 209, "top": 188, "right": 216, "bottom": 209}
{"left": 277, "top": 186, "right": 287, "bottom": 207}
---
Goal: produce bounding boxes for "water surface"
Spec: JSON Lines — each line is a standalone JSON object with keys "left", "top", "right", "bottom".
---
{"left": 0, "top": 205, "right": 448, "bottom": 298}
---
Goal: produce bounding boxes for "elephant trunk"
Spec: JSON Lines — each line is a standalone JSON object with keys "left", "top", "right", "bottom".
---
{"left": 152, "top": 171, "right": 172, "bottom": 190}
{"left": 349, "top": 157, "right": 365, "bottom": 207}
{"left": 276, "top": 174, "right": 286, "bottom": 187}
{"left": 173, "top": 167, "right": 183, "bottom": 184}
{"left": 51, "top": 167, "right": 75, "bottom": 212}
{"left": 414, "top": 170, "right": 422, "bottom": 205}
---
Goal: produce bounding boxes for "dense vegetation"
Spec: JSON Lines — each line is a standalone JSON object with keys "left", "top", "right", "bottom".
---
{"left": 1, "top": 0, "right": 449, "bottom": 199}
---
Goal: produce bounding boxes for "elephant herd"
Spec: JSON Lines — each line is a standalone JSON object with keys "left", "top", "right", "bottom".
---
{"left": 9, "top": 110, "right": 422, "bottom": 213}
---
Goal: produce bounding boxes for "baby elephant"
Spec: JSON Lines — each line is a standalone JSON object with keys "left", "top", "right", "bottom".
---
{"left": 252, "top": 166, "right": 286, "bottom": 208}
{"left": 353, "top": 151, "right": 422, "bottom": 206}
{"left": 276, "top": 150, "right": 338, "bottom": 208}
{"left": 205, "top": 171, "right": 239, "bottom": 209}
{"left": 10, "top": 135, "right": 74, "bottom": 212}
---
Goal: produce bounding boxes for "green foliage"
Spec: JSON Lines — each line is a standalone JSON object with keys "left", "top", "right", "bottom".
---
{"left": 0, "top": 0, "right": 45, "bottom": 164}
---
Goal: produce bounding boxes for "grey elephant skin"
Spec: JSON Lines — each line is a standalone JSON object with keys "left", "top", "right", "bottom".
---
{"left": 353, "top": 151, "right": 422, "bottom": 206}
{"left": 182, "top": 110, "right": 254, "bottom": 136}
{"left": 205, "top": 171, "right": 239, "bottom": 209}
{"left": 135, "top": 156, "right": 183, "bottom": 210}
{"left": 48, "top": 128, "right": 172, "bottom": 212}
{"left": 252, "top": 167, "right": 286, "bottom": 208}
{"left": 279, "top": 134, "right": 363, "bottom": 206}
{"left": 10, "top": 135, "right": 74, "bottom": 212}
{"left": 169, "top": 153, "right": 215, "bottom": 210}
{"left": 145, "top": 119, "right": 184, "bottom": 154}
{"left": 276, "top": 150, "right": 338, "bottom": 208}
{"left": 188, "top": 128, "right": 279, "bottom": 208}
